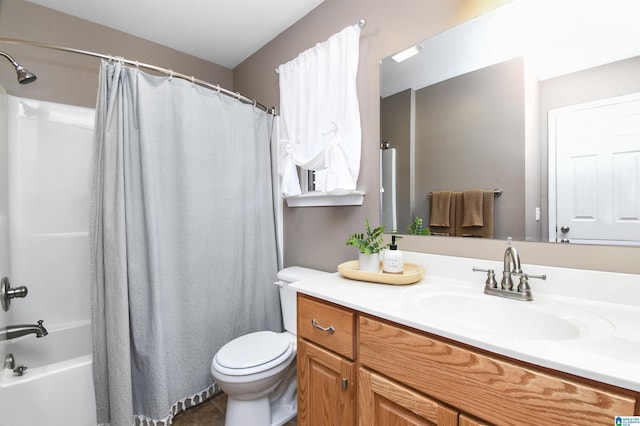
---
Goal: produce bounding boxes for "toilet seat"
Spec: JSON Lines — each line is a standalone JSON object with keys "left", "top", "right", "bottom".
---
{"left": 214, "top": 331, "right": 293, "bottom": 376}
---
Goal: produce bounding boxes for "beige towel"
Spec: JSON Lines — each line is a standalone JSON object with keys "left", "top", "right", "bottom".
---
{"left": 459, "top": 189, "right": 494, "bottom": 238}
{"left": 429, "top": 191, "right": 452, "bottom": 227}
{"left": 462, "top": 189, "right": 484, "bottom": 227}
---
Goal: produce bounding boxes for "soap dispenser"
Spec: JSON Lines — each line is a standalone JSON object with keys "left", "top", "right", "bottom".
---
{"left": 383, "top": 235, "right": 404, "bottom": 274}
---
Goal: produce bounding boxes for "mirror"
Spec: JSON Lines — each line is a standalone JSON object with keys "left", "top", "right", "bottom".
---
{"left": 380, "top": 0, "right": 640, "bottom": 246}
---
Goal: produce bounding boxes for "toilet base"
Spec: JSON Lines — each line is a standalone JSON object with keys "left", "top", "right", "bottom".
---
{"left": 226, "top": 397, "right": 270, "bottom": 426}
{"left": 225, "top": 395, "right": 297, "bottom": 426}
{"left": 225, "top": 370, "right": 297, "bottom": 426}
{"left": 271, "top": 402, "right": 297, "bottom": 426}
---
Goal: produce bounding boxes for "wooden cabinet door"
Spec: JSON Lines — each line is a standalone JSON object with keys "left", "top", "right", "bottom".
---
{"left": 359, "top": 368, "right": 458, "bottom": 426}
{"left": 459, "top": 414, "right": 491, "bottom": 426}
{"left": 359, "top": 315, "right": 637, "bottom": 425}
{"left": 298, "top": 339, "right": 356, "bottom": 426}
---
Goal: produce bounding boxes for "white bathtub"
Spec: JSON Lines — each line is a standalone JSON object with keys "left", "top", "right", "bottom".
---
{"left": 0, "top": 321, "right": 97, "bottom": 426}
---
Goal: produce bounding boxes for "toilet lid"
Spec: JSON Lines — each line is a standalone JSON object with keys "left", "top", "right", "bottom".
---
{"left": 216, "top": 331, "right": 292, "bottom": 371}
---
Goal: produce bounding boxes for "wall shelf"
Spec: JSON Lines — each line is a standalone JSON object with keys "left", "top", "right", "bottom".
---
{"left": 284, "top": 191, "right": 365, "bottom": 207}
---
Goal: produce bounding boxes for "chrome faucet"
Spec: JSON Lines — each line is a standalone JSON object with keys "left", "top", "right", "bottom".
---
{"left": 0, "top": 320, "right": 48, "bottom": 341}
{"left": 3, "top": 353, "right": 28, "bottom": 376}
{"left": 4, "top": 353, "right": 15, "bottom": 369}
{"left": 473, "top": 245, "right": 546, "bottom": 301}
{"left": 501, "top": 246, "right": 522, "bottom": 291}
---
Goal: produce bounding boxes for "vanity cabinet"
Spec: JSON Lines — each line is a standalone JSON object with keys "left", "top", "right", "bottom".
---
{"left": 297, "top": 295, "right": 356, "bottom": 426}
{"left": 359, "top": 315, "right": 637, "bottom": 426}
{"left": 296, "top": 294, "right": 638, "bottom": 426}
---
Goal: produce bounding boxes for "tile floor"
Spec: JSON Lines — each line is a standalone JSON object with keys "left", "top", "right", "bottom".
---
{"left": 172, "top": 392, "right": 298, "bottom": 426}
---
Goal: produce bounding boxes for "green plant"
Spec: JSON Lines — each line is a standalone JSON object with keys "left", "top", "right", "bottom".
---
{"left": 345, "top": 219, "right": 385, "bottom": 254}
{"left": 407, "top": 216, "right": 431, "bottom": 236}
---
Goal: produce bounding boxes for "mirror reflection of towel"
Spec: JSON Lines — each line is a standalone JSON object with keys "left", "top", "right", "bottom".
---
{"left": 429, "top": 191, "right": 452, "bottom": 227}
{"left": 459, "top": 189, "right": 494, "bottom": 238}
{"left": 462, "top": 189, "right": 484, "bottom": 227}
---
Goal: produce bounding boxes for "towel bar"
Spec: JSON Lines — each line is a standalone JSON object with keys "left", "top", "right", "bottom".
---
{"left": 427, "top": 188, "right": 502, "bottom": 198}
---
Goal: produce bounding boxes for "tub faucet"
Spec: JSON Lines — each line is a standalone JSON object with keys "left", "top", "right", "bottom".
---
{"left": 501, "top": 246, "right": 522, "bottom": 291}
{"left": 4, "top": 353, "right": 15, "bottom": 369}
{"left": 0, "top": 320, "right": 48, "bottom": 341}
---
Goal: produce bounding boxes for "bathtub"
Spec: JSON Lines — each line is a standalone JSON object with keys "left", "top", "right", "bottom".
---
{"left": 0, "top": 321, "right": 97, "bottom": 426}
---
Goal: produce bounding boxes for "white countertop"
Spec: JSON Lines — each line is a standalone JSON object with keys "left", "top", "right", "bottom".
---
{"left": 291, "top": 251, "right": 640, "bottom": 392}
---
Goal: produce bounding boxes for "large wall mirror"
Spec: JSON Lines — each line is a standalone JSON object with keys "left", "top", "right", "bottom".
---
{"left": 380, "top": 0, "right": 640, "bottom": 246}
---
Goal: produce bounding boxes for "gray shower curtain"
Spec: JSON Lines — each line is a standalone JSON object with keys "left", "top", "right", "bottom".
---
{"left": 90, "top": 61, "right": 281, "bottom": 426}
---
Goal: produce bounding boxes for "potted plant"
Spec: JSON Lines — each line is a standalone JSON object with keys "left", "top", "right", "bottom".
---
{"left": 407, "top": 216, "right": 431, "bottom": 235}
{"left": 345, "top": 219, "right": 385, "bottom": 272}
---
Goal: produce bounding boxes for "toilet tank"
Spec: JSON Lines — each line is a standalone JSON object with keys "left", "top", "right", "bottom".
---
{"left": 276, "top": 266, "right": 329, "bottom": 335}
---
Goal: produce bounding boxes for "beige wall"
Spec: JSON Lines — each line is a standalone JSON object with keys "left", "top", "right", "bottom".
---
{"left": 0, "top": 0, "right": 232, "bottom": 108}
{"left": 1, "top": 0, "right": 637, "bottom": 274}
{"left": 234, "top": 0, "right": 488, "bottom": 272}
{"left": 235, "top": 0, "right": 640, "bottom": 274}
{"left": 415, "top": 57, "right": 526, "bottom": 240}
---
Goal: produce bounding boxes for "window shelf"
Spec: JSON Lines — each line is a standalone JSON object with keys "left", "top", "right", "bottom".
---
{"left": 284, "top": 191, "right": 365, "bottom": 207}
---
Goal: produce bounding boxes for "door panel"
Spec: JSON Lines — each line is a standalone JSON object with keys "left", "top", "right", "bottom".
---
{"left": 552, "top": 92, "right": 640, "bottom": 245}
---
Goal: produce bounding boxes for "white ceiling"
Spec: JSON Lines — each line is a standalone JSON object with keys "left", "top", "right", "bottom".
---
{"left": 25, "top": 0, "right": 326, "bottom": 69}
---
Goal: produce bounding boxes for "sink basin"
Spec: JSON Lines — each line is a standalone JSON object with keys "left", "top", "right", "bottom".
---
{"left": 406, "top": 287, "right": 615, "bottom": 341}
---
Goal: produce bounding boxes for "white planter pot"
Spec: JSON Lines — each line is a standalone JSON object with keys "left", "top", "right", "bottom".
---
{"left": 358, "top": 252, "right": 380, "bottom": 273}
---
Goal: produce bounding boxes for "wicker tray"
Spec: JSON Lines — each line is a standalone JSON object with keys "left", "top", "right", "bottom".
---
{"left": 337, "top": 260, "right": 424, "bottom": 285}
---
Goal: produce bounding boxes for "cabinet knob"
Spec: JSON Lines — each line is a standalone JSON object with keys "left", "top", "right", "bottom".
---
{"left": 341, "top": 377, "right": 348, "bottom": 391}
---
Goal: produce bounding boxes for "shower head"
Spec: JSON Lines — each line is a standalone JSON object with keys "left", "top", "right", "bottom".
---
{"left": 0, "top": 51, "right": 37, "bottom": 84}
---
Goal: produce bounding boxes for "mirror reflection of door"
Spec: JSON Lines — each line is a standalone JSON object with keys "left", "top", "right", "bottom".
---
{"left": 550, "top": 92, "right": 640, "bottom": 245}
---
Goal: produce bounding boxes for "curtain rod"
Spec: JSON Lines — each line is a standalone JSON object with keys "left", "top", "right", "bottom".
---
{"left": 275, "top": 18, "right": 366, "bottom": 74}
{"left": 0, "top": 37, "right": 275, "bottom": 114}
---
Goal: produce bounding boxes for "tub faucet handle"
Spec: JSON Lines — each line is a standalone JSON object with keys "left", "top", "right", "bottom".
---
{"left": 1, "top": 277, "right": 29, "bottom": 312}
{"left": 13, "top": 365, "right": 27, "bottom": 376}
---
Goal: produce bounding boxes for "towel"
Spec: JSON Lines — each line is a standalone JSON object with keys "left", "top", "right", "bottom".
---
{"left": 430, "top": 191, "right": 457, "bottom": 236}
{"left": 462, "top": 189, "right": 484, "bottom": 227}
{"left": 429, "top": 191, "right": 452, "bottom": 227}
{"left": 458, "top": 189, "right": 494, "bottom": 238}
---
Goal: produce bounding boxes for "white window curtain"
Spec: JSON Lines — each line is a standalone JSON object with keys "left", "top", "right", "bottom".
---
{"left": 277, "top": 24, "right": 362, "bottom": 196}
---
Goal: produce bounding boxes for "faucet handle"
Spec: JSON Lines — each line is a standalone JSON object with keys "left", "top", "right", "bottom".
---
{"left": 13, "top": 365, "right": 27, "bottom": 376}
{"left": 1, "top": 277, "right": 29, "bottom": 312}
{"left": 511, "top": 272, "right": 547, "bottom": 281}
{"left": 511, "top": 272, "right": 546, "bottom": 293}
{"left": 473, "top": 267, "right": 498, "bottom": 289}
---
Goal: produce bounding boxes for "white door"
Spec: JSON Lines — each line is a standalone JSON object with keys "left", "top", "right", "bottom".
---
{"left": 549, "top": 92, "right": 640, "bottom": 245}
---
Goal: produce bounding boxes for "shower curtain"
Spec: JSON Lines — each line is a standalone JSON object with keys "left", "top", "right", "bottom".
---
{"left": 90, "top": 61, "right": 281, "bottom": 426}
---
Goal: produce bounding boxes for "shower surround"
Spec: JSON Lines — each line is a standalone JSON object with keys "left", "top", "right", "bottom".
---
{"left": 0, "top": 92, "right": 97, "bottom": 426}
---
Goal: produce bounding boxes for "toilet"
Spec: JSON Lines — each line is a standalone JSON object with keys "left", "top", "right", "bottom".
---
{"left": 211, "top": 266, "right": 328, "bottom": 426}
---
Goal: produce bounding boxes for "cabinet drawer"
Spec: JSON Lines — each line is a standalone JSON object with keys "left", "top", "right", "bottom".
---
{"left": 298, "top": 295, "right": 355, "bottom": 359}
{"left": 359, "top": 315, "right": 637, "bottom": 426}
